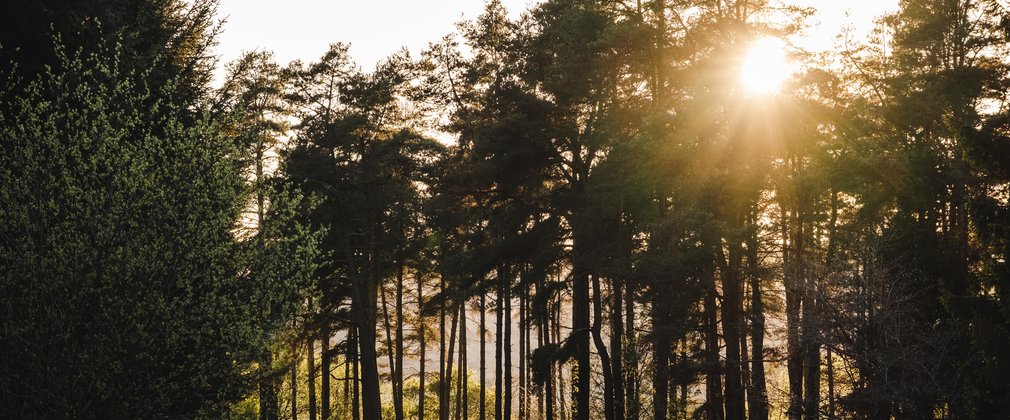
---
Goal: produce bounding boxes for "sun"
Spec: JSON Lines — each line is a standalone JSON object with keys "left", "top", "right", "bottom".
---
{"left": 740, "top": 37, "right": 792, "bottom": 95}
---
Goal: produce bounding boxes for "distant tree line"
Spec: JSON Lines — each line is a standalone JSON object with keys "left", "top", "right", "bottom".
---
{"left": 2, "top": 0, "right": 1010, "bottom": 419}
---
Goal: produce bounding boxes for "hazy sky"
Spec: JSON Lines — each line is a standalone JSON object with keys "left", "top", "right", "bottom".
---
{"left": 212, "top": 1, "right": 899, "bottom": 85}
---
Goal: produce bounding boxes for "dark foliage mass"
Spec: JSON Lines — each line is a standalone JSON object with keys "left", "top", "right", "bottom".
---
{"left": 1, "top": 0, "right": 1009, "bottom": 419}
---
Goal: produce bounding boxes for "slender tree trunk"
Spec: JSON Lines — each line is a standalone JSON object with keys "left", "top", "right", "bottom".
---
{"left": 680, "top": 340, "right": 688, "bottom": 419}
{"left": 625, "top": 265, "right": 639, "bottom": 420}
{"left": 740, "top": 321, "right": 749, "bottom": 420}
{"left": 704, "top": 263, "right": 724, "bottom": 420}
{"left": 746, "top": 209, "right": 768, "bottom": 420}
{"left": 351, "top": 327, "right": 360, "bottom": 420}
{"left": 308, "top": 334, "right": 317, "bottom": 420}
{"left": 343, "top": 331, "right": 350, "bottom": 420}
{"left": 495, "top": 273, "right": 504, "bottom": 420}
{"left": 291, "top": 328, "right": 299, "bottom": 420}
{"left": 555, "top": 300, "right": 568, "bottom": 420}
{"left": 480, "top": 291, "right": 487, "bottom": 420}
{"left": 652, "top": 292, "right": 670, "bottom": 420}
{"left": 456, "top": 305, "right": 465, "bottom": 420}
{"left": 543, "top": 287, "right": 554, "bottom": 420}
{"left": 381, "top": 280, "right": 397, "bottom": 413}
{"left": 395, "top": 263, "right": 405, "bottom": 420}
{"left": 440, "top": 273, "right": 447, "bottom": 420}
{"left": 784, "top": 201, "right": 803, "bottom": 420}
{"left": 722, "top": 236, "right": 745, "bottom": 420}
{"left": 612, "top": 274, "right": 625, "bottom": 420}
{"left": 802, "top": 240, "right": 820, "bottom": 420}
{"left": 591, "top": 275, "right": 615, "bottom": 420}
{"left": 824, "top": 190, "right": 839, "bottom": 420}
{"left": 572, "top": 255, "right": 591, "bottom": 420}
{"left": 462, "top": 305, "right": 469, "bottom": 420}
{"left": 504, "top": 272, "right": 513, "bottom": 420}
{"left": 419, "top": 275, "right": 427, "bottom": 420}
{"left": 524, "top": 283, "right": 532, "bottom": 420}
{"left": 442, "top": 303, "right": 459, "bottom": 420}
{"left": 537, "top": 292, "right": 545, "bottom": 420}
{"left": 519, "top": 279, "right": 526, "bottom": 420}
{"left": 799, "top": 183, "right": 822, "bottom": 420}
{"left": 321, "top": 322, "right": 330, "bottom": 420}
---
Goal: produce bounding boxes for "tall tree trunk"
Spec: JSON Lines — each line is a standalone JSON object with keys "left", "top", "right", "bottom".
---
{"left": 591, "top": 275, "right": 615, "bottom": 420}
{"left": 291, "top": 328, "right": 299, "bottom": 420}
{"left": 722, "top": 235, "right": 745, "bottom": 420}
{"left": 355, "top": 218, "right": 382, "bottom": 420}
{"left": 542, "top": 286, "right": 554, "bottom": 420}
{"left": 519, "top": 279, "right": 526, "bottom": 420}
{"left": 572, "top": 254, "right": 591, "bottom": 420}
{"left": 321, "top": 322, "right": 330, "bottom": 420}
{"left": 343, "top": 330, "right": 351, "bottom": 420}
{"left": 419, "top": 276, "right": 427, "bottom": 420}
{"left": 680, "top": 340, "right": 688, "bottom": 419}
{"left": 802, "top": 254, "right": 819, "bottom": 420}
{"left": 456, "top": 305, "right": 465, "bottom": 420}
{"left": 652, "top": 291, "right": 670, "bottom": 420}
{"left": 462, "top": 304, "right": 469, "bottom": 420}
{"left": 827, "top": 348, "right": 835, "bottom": 420}
{"left": 442, "top": 303, "right": 459, "bottom": 420}
{"left": 439, "top": 273, "right": 447, "bottom": 420}
{"left": 625, "top": 265, "right": 639, "bottom": 420}
{"left": 395, "top": 263, "right": 405, "bottom": 420}
{"left": 555, "top": 300, "right": 568, "bottom": 420}
{"left": 495, "top": 273, "right": 504, "bottom": 420}
{"left": 740, "top": 322, "right": 749, "bottom": 419}
{"left": 784, "top": 202, "right": 803, "bottom": 420}
{"left": 612, "top": 274, "right": 625, "bottom": 420}
{"left": 746, "top": 209, "right": 768, "bottom": 420}
{"left": 824, "top": 190, "right": 839, "bottom": 420}
{"left": 525, "top": 283, "right": 533, "bottom": 420}
{"left": 357, "top": 311, "right": 380, "bottom": 420}
{"left": 704, "top": 263, "right": 724, "bottom": 420}
{"left": 308, "top": 334, "right": 317, "bottom": 420}
{"left": 352, "top": 327, "right": 360, "bottom": 420}
{"left": 504, "top": 272, "right": 513, "bottom": 420}
{"left": 381, "top": 279, "right": 397, "bottom": 414}
{"left": 537, "top": 291, "right": 545, "bottom": 420}
{"left": 480, "top": 291, "right": 487, "bottom": 420}
{"left": 259, "top": 349, "right": 279, "bottom": 420}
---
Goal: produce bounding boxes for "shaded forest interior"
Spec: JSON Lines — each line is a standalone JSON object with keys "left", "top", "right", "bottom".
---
{"left": 3, "top": 0, "right": 1010, "bottom": 419}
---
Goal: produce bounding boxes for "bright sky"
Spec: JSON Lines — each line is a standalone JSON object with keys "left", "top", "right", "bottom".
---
{"left": 212, "top": 0, "right": 535, "bottom": 85}
{"left": 212, "top": 0, "right": 899, "bottom": 85}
